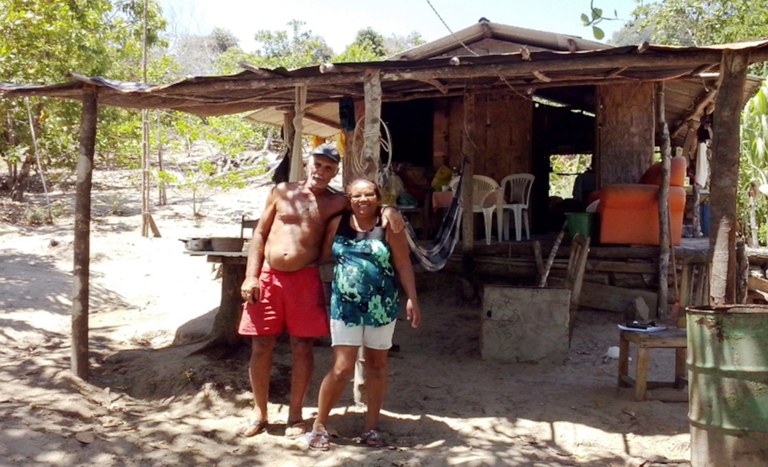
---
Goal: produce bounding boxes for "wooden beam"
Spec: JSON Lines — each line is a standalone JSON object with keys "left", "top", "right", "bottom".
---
{"left": 532, "top": 70, "right": 552, "bottom": 82}
{"left": 130, "top": 49, "right": 738, "bottom": 96}
{"left": 289, "top": 85, "right": 306, "bottom": 182}
{"left": 72, "top": 86, "right": 98, "bottom": 380}
{"left": 461, "top": 91, "right": 476, "bottom": 274}
{"left": 655, "top": 82, "right": 672, "bottom": 320}
{"left": 303, "top": 111, "right": 341, "bottom": 130}
{"left": 361, "top": 70, "right": 382, "bottom": 181}
{"left": 416, "top": 78, "right": 449, "bottom": 94}
{"left": 283, "top": 108, "right": 295, "bottom": 177}
{"left": 671, "top": 88, "right": 717, "bottom": 139}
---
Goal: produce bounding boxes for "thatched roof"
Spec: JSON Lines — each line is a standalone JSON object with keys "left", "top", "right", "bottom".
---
{"left": 2, "top": 21, "right": 767, "bottom": 143}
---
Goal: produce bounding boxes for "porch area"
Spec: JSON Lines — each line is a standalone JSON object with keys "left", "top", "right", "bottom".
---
{"left": 429, "top": 235, "right": 711, "bottom": 317}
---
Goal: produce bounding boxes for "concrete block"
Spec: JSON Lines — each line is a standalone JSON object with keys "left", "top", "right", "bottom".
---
{"left": 481, "top": 286, "right": 570, "bottom": 364}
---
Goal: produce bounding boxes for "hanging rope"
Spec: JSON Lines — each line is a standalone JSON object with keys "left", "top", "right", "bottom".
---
{"left": 350, "top": 116, "right": 392, "bottom": 182}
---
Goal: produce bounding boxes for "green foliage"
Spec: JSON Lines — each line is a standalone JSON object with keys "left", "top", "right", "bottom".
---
{"left": 633, "top": 0, "right": 768, "bottom": 48}
{"left": 739, "top": 79, "right": 768, "bottom": 244}
{"left": 336, "top": 28, "right": 425, "bottom": 62}
{"left": 22, "top": 200, "right": 66, "bottom": 226}
{"left": 0, "top": 0, "right": 168, "bottom": 196}
{"left": 159, "top": 160, "right": 265, "bottom": 217}
{"left": 209, "top": 27, "right": 239, "bottom": 54}
{"left": 580, "top": 0, "right": 621, "bottom": 41}
{"left": 549, "top": 154, "right": 593, "bottom": 199}
{"left": 213, "top": 47, "right": 261, "bottom": 75}
{"left": 251, "top": 20, "right": 334, "bottom": 69}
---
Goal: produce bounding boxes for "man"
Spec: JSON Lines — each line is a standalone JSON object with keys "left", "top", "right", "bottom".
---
{"left": 238, "top": 144, "right": 402, "bottom": 438}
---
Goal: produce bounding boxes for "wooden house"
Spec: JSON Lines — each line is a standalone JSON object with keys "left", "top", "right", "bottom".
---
{"left": 3, "top": 20, "right": 768, "bottom": 374}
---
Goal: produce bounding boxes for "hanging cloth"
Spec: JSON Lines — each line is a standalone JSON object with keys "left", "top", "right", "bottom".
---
{"left": 404, "top": 162, "right": 466, "bottom": 272}
{"left": 695, "top": 142, "right": 710, "bottom": 188}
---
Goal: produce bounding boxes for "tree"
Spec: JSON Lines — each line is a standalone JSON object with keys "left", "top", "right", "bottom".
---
{"left": 167, "top": 28, "right": 239, "bottom": 77}
{"left": 335, "top": 28, "right": 425, "bottom": 62}
{"left": 633, "top": 0, "right": 768, "bottom": 48}
{"left": 0, "top": 0, "right": 167, "bottom": 201}
{"left": 251, "top": 20, "right": 334, "bottom": 69}
{"left": 210, "top": 27, "right": 239, "bottom": 54}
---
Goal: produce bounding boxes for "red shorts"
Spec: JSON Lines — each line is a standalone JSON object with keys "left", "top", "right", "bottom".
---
{"left": 238, "top": 266, "right": 329, "bottom": 338}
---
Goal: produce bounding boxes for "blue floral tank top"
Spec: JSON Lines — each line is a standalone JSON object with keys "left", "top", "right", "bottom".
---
{"left": 330, "top": 211, "right": 399, "bottom": 327}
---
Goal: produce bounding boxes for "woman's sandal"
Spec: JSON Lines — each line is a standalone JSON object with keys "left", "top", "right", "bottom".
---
{"left": 305, "top": 429, "right": 330, "bottom": 451}
{"left": 241, "top": 419, "right": 268, "bottom": 437}
{"left": 360, "top": 429, "right": 385, "bottom": 448}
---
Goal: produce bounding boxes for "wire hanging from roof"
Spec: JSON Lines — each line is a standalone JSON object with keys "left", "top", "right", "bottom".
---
{"left": 424, "top": 0, "right": 479, "bottom": 57}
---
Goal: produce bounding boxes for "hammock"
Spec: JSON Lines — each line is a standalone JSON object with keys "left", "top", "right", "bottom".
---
{"left": 404, "top": 167, "right": 464, "bottom": 272}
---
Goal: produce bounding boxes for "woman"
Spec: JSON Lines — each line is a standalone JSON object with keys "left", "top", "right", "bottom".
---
{"left": 306, "top": 178, "right": 421, "bottom": 450}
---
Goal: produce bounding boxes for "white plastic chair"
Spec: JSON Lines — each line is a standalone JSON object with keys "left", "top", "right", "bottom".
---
{"left": 471, "top": 175, "right": 502, "bottom": 245}
{"left": 499, "top": 173, "right": 534, "bottom": 241}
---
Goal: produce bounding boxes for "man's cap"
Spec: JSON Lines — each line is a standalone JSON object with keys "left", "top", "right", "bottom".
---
{"left": 311, "top": 144, "right": 341, "bottom": 164}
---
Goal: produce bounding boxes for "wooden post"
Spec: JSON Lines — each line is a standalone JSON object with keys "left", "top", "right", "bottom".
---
{"left": 72, "top": 88, "right": 98, "bottom": 379}
{"left": 461, "top": 91, "right": 476, "bottom": 274}
{"left": 362, "top": 69, "right": 382, "bottom": 181}
{"left": 709, "top": 50, "right": 749, "bottom": 305}
{"left": 289, "top": 85, "right": 306, "bottom": 182}
{"left": 157, "top": 112, "right": 167, "bottom": 206}
{"left": 342, "top": 127, "right": 355, "bottom": 188}
{"left": 139, "top": 0, "right": 159, "bottom": 238}
{"left": 140, "top": 108, "right": 160, "bottom": 237}
{"left": 655, "top": 83, "right": 671, "bottom": 321}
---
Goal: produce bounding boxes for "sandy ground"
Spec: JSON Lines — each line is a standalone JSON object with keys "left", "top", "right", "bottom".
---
{"left": 0, "top": 170, "right": 691, "bottom": 466}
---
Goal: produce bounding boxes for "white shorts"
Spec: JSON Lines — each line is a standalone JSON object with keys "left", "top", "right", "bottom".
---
{"left": 330, "top": 319, "right": 396, "bottom": 350}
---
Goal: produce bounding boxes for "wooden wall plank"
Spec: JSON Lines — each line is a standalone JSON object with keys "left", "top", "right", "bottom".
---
{"left": 596, "top": 83, "right": 655, "bottom": 186}
{"left": 437, "top": 92, "right": 532, "bottom": 181}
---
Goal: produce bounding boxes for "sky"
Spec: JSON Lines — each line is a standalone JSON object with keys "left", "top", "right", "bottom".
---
{"left": 159, "top": 0, "right": 640, "bottom": 54}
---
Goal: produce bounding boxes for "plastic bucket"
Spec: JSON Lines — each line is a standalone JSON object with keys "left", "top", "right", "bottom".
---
{"left": 565, "top": 212, "right": 593, "bottom": 239}
{"left": 687, "top": 305, "right": 768, "bottom": 466}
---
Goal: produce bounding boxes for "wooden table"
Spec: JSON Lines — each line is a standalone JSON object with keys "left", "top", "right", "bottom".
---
{"left": 618, "top": 327, "right": 688, "bottom": 401}
{"left": 186, "top": 250, "right": 247, "bottom": 346}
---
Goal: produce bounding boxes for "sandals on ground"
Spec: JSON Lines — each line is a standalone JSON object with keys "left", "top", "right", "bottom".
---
{"left": 360, "top": 429, "right": 385, "bottom": 448}
{"left": 241, "top": 419, "right": 268, "bottom": 437}
{"left": 305, "top": 429, "right": 331, "bottom": 451}
{"left": 285, "top": 419, "right": 307, "bottom": 439}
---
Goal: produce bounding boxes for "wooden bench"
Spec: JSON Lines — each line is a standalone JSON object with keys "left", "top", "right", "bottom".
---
{"left": 618, "top": 327, "right": 687, "bottom": 401}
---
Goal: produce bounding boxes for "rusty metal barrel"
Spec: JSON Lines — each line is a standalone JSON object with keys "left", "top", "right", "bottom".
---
{"left": 687, "top": 305, "right": 768, "bottom": 466}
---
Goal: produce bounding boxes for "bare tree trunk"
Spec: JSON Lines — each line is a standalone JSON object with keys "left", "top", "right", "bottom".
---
{"left": 3, "top": 110, "right": 18, "bottom": 188}
{"left": 709, "top": 50, "right": 748, "bottom": 305}
{"left": 10, "top": 152, "right": 35, "bottom": 202}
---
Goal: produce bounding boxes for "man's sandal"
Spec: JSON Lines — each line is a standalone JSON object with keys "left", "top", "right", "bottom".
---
{"left": 360, "top": 429, "right": 385, "bottom": 448}
{"left": 285, "top": 419, "right": 307, "bottom": 439}
{"left": 241, "top": 419, "right": 268, "bottom": 437}
{"left": 305, "top": 429, "right": 330, "bottom": 451}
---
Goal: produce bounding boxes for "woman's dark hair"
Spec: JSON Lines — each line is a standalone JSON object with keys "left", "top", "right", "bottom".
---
{"left": 346, "top": 178, "right": 381, "bottom": 201}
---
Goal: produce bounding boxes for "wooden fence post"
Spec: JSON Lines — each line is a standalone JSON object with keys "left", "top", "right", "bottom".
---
{"left": 72, "top": 87, "right": 98, "bottom": 379}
